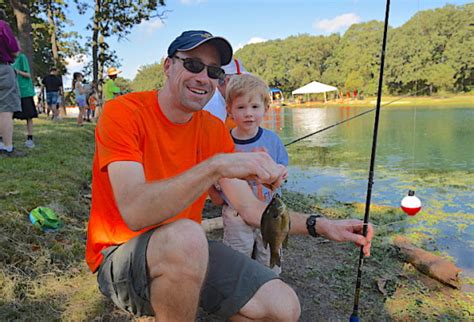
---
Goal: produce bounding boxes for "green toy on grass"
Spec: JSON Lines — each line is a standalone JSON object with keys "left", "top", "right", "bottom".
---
{"left": 29, "top": 207, "right": 63, "bottom": 232}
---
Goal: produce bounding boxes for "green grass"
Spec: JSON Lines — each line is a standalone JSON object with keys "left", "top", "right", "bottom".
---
{"left": 283, "top": 190, "right": 474, "bottom": 320}
{"left": 0, "top": 116, "right": 114, "bottom": 321}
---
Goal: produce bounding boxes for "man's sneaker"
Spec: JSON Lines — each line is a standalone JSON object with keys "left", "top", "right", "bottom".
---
{"left": 25, "top": 139, "right": 35, "bottom": 148}
{"left": 0, "top": 148, "right": 27, "bottom": 158}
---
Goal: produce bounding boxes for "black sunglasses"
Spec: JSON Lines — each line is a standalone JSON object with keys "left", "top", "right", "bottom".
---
{"left": 173, "top": 56, "right": 225, "bottom": 80}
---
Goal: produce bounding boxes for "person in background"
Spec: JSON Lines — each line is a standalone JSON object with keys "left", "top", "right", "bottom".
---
{"left": 220, "top": 73, "right": 289, "bottom": 275}
{"left": 103, "top": 67, "right": 122, "bottom": 102}
{"left": 36, "top": 94, "right": 44, "bottom": 114}
{"left": 57, "top": 91, "right": 67, "bottom": 117}
{"left": 0, "top": 9, "right": 23, "bottom": 157}
{"left": 72, "top": 72, "right": 87, "bottom": 126}
{"left": 203, "top": 57, "right": 246, "bottom": 123}
{"left": 41, "top": 67, "right": 63, "bottom": 120}
{"left": 87, "top": 87, "right": 98, "bottom": 122}
{"left": 85, "top": 29, "right": 373, "bottom": 321}
{"left": 12, "top": 47, "right": 38, "bottom": 148}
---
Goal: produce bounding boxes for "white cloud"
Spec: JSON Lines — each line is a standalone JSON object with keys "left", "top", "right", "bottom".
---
{"left": 65, "top": 54, "right": 88, "bottom": 70}
{"left": 139, "top": 19, "right": 165, "bottom": 33}
{"left": 248, "top": 37, "right": 267, "bottom": 44}
{"left": 313, "top": 13, "right": 361, "bottom": 33}
{"left": 234, "top": 37, "right": 267, "bottom": 51}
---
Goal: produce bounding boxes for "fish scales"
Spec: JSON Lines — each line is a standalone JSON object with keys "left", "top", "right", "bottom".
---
{"left": 260, "top": 195, "right": 291, "bottom": 268}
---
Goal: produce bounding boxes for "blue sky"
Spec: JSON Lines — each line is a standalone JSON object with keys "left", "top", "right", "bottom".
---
{"left": 66, "top": 0, "right": 471, "bottom": 81}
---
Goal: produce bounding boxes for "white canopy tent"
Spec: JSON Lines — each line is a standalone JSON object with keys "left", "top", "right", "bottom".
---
{"left": 292, "top": 81, "right": 338, "bottom": 102}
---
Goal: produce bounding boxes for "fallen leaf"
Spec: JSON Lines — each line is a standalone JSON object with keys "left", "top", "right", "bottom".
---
{"left": 377, "top": 278, "right": 389, "bottom": 295}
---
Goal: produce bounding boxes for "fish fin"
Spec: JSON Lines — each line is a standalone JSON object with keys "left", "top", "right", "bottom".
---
{"left": 283, "top": 233, "right": 289, "bottom": 248}
{"left": 270, "top": 253, "right": 281, "bottom": 268}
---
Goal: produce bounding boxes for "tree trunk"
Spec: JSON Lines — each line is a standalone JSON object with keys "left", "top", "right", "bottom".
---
{"left": 201, "top": 217, "right": 223, "bottom": 233}
{"left": 9, "top": 0, "right": 34, "bottom": 79}
{"left": 393, "top": 236, "right": 462, "bottom": 289}
{"left": 98, "top": 34, "right": 105, "bottom": 101}
{"left": 46, "top": 0, "right": 59, "bottom": 67}
{"left": 92, "top": 0, "right": 101, "bottom": 84}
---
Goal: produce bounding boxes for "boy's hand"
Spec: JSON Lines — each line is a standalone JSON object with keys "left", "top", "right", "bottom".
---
{"left": 214, "top": 152, "right": 286, "bottom": 187}
{"left": 249, "top": 147, "right": 288, "bottom": 191}
{"left": 262, "top": 165, "right": 287, "bottom": 191}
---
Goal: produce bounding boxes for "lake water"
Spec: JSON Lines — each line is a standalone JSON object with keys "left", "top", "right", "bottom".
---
{"left": 262, "top": 105, "right": 474, "bottom": 277}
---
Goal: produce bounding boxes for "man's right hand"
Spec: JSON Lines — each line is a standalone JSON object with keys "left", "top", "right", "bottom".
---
{"left": 213, "top": 152, "right": 286, "bottom": 189}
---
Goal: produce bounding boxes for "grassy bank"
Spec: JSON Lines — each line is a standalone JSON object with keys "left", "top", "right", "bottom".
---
{"left": 1, "top": 115, "right": 472, "bottom": 320}
{"left": 283, "top": 93, "right": 474, "bottom": 108}
{"left": 0, "top": 116, "right": 108, "bottom": 321}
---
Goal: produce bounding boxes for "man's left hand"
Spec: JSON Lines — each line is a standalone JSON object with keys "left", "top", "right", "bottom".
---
{"left": 318, "top": 219, "right": 373, "bottom": 257}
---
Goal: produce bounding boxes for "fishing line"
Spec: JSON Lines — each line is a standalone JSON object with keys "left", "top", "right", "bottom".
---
{"left": 400, "top": 0, "right": 423, "bottom": 217}
{"left": 284, "top": 85, "right": 430, "bottom": 147}
{"left": 349, "top": 0, "right": 391, "bottom": 321}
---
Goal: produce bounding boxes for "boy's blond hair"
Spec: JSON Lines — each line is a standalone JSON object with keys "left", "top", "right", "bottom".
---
{"left": 225, "top": 74, "right": 270, "bottom": 111}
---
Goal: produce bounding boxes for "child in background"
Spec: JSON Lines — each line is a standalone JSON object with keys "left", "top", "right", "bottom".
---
{"left": 72, "top": 72, "right": 87, "bottom": 126}
{"left": 36, "top": 95, "right": 44, "bottom": 114}
{"left": 87, "top": 89, "right": 98, "bottom": 122}
{"left": 221, "top": 73, "right": 289, "bottom": 274}
{"left": 12, "top": 50, "right": 38, "bottom": 148}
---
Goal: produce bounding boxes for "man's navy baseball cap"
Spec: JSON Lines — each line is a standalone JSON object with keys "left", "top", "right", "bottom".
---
{"left": 167, "top": 30, "right": 233, "bottom": 66}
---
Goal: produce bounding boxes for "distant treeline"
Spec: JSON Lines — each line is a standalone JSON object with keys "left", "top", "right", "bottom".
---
{"left": 131, "top": 4, "right": 473, "bottom": 96}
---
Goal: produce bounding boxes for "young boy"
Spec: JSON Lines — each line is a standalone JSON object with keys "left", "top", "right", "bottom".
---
{"left": 221, "top": 73, "right": 289, "bottom": 274}
{"left": 87, "top": 88, "right": 98, "bottom": 122}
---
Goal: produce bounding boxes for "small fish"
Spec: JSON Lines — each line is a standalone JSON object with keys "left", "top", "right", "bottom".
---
{"left": 260, "top": 195, "right": 291, "bottom": 268}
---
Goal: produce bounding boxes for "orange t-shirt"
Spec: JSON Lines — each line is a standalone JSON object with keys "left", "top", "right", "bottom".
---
{"left": 85, "top": 91, "right": 234, "bottom": 272}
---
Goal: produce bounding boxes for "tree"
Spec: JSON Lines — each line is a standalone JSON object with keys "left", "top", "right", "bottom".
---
{"left": 131, "top": 60, "right": 166, "bottom": 92}
{"left": 385, "top": 4, "right": 472, "bottom": 94}
{"left": 114, "top": 76, "right": 132, "bottom": 93}
{"left": 9, "top": 0, "right": 34, "bottom": 78}
{"left": 88, "top": 0, "right": 166, "bottom": 94}
{"left": 345, "top": 71, "right": 364, "bottom": 93}
{"left": 323, "top": 20, "right": 386, "bottom": 95}
{"left": 237, "top": 34, "right": 339, "bottom": 94}
{"left": 8, "top": 1, "right": 85, "bottom": 84}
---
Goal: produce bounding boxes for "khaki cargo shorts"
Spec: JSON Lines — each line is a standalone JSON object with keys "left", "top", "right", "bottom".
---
{"left": 97, "top": 226, "right": 278, "bottom": 319}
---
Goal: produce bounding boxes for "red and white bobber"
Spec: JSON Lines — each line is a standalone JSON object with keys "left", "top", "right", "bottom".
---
{"left": 401, "top": 190, "right": 422, "bottom": 216}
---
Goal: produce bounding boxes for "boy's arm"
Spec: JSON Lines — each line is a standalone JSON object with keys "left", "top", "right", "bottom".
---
{"left": 219, "top": 177, "right": 373, "bottom": 257}
{"left": 12, "top": 55, "right": 29, "bottom": 78}
{"left": 208, "top": 185, "right": 225, "bottom": 206}
{"left": 276, "top": 136, "right": 289, "bottom": 166}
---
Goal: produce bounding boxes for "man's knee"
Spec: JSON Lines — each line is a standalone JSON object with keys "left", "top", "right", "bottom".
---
{"left": 239, "top": 279, "right": 301, "bottom": 322}
{"left": 268, "top": 280, "right": 300, "bottom": 321}
{"left": 147, "top": 219, "right": 208, "bottom": 278}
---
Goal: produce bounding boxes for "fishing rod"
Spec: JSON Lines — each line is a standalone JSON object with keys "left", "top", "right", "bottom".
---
{"left": 350, "top": 0, "right": 391, "bottom": 321}
{"left": 284, "top": 85, "right": 430, "bottom": 148}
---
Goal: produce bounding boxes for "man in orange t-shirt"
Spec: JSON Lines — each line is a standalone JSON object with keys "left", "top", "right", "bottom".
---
{"left": 86, "top": 30, "right": 374, "bottom": 321}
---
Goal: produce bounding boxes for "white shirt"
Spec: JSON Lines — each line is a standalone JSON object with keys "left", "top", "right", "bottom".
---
{"left": 203, "top": 88, "right": 227, "bottom": 122}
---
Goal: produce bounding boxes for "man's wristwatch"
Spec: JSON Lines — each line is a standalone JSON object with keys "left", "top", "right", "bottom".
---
{"left": 306, "top": 214, "right": 323, "bottom": 238}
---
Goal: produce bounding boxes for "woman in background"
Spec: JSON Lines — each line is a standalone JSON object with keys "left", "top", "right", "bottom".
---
{"left": 72, "top": 72, "right": 87, "bottom": 126}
